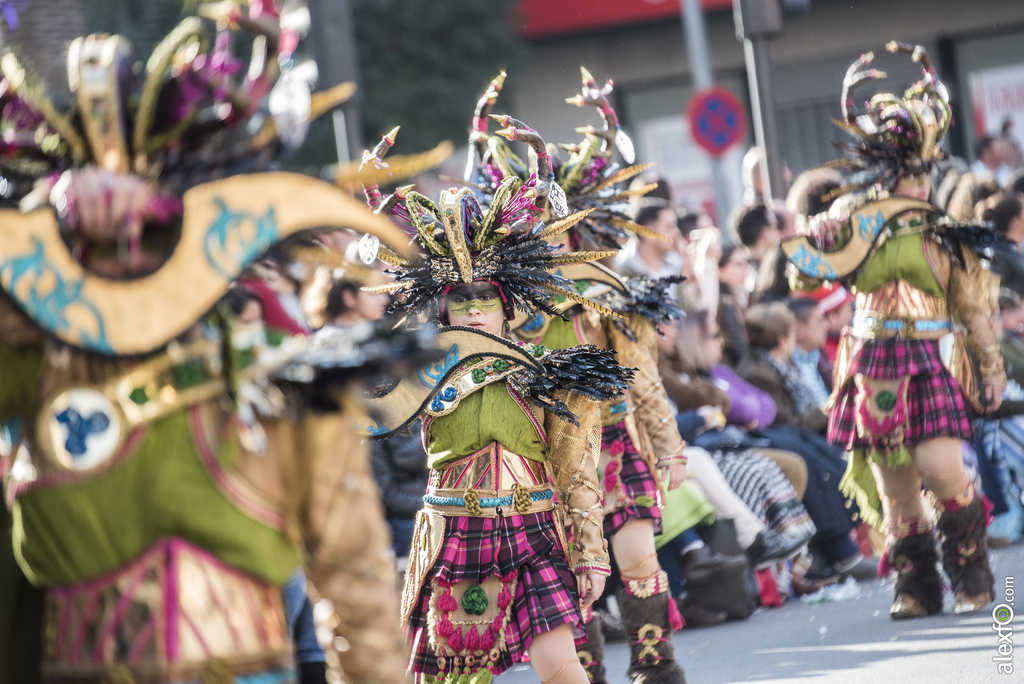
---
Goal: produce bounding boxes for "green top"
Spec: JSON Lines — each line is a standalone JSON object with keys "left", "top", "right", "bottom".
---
{"left": 426, "top": 381, "right": 545, "bottom": 469}
{"left": 540, "top": 314, "right": 582, "bottom": 351}
{"left": 0, "top": 341, "right": 43, "bottom": 423}
{"left": 851, "top": 232, "right": 944, "bottom": 297}
{"left": 13, "top": 410, "right": 300, "bottom": 588}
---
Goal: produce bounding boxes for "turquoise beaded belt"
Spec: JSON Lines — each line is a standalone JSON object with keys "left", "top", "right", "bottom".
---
{"left": 423, "top": 485, "right": 555, "bottom": 517}
{"left": 851, "top": 315, "right": 952, "bottom": 340}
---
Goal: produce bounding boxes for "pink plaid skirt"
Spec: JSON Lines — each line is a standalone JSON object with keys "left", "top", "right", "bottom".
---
{"left": 828, "top": 338, "right": 974, "bottom": 450}
{"left": 406, "top": 511, "right": 581, "bottom": 678}
{"left": 601, "top": 420, "right": 662, "bottom": 537}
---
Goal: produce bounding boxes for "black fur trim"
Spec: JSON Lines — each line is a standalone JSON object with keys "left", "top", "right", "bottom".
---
{"left": 936, "top": 497, "right": 996, "bottom": 598}
{"left": 889, "top": 532, "right": 944, "bottom": 616}
{"left": 578, "top": 618, "right": 608, "bottom": 684}
{"left": 617, "top": 592, "right": 687, "bottom": 684}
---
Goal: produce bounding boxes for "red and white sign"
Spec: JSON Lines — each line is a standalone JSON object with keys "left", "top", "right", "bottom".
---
{"left": 518, "top": 0, "right": 732, "bottom": 39}
{"left": 687, "top": 86, "right": 747, "bottom": 157}
{"left": 969, "top": 63, "right": 1024, "bottom": 138}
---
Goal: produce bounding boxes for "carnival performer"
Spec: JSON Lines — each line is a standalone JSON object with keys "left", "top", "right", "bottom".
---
{"left": 781, "top": 42, "right": 1006, "bottom": 619}
{"left": 356, "top": 128, "right": 637, "bottom": 684}
{"left": 0, "top": 5, "right": 414, "bottom": 683}
{"left": 469, "top": 70, "right": 690, "bottom": 684}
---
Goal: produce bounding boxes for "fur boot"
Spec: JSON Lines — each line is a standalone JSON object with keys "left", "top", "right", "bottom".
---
{"left": 618, "top": 591, "right": 687, "bottom": 684}
{"left": 887, "top": 531, "right": 943, "bottom": 619}
{"left": 936, "top": 496, "right": 995, "bottom": 614}
{"left": 577, "top": 616, "right": 607, "bottom": 684}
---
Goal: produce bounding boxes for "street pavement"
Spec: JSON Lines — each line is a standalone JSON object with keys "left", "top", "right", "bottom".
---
{"left": 497, "top": 544, "right": 1022, "bottom": 683}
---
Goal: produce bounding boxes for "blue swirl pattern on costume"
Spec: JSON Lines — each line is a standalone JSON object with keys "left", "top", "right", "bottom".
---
{"left": 204, "top": 198, "right": 280, "bottom": 280}
{"left": 856, "top": 209, "right": 886, "bottom": 243}
{"left": 0, "top": 237, "right": 111, "bottom": 352}
{"left": 417, "top": 344, "right": 460, "bottom": 388}
{"left": 789, "top": 242, "right": 838, "bottom": 280}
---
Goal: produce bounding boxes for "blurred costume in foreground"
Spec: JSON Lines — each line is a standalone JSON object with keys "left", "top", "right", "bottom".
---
{"left": 470, "top": 70, "right": 690, "bottom": 684}
{"left": 359, "top": 130, "right": 635, "bottom": 683}
{"left": 0, "top": 4, "right": 411, "bottom": 683}
{"left": 782, "top": 43, "right": 1006, "bottom": 620}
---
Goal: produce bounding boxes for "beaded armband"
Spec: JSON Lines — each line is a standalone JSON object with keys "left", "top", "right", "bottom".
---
{"left": 562, "top": 451, "right": 611, "bottom": 575}
{"left": 656, "top": 449, "right": 688, "bottom": 468}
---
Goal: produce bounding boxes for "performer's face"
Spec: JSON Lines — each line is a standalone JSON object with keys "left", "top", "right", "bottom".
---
{"left": 444, "top": 282, "right": 506, "bottom": 335}
{"left": 894, "top": 171, "right": 931, "bottom": 201}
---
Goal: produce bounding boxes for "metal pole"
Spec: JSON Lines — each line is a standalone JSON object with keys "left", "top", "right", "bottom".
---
{"left": 681, "top": 0, "right": 733, "bottom": 226}
{"left": 306, "top": 0, "right": 362, "bottom": 162}
{"left": 742, "top": 36, "right": 785, "bottom": 200}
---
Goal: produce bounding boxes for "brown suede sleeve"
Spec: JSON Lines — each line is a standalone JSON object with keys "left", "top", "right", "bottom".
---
{"left": 946, "top": 245, "right": 1006, "bottom": 388}
{"left": 546, "top": 393, "right": 611, "bottom": 576}
{"left": 606, "top": 321, "right": 686, "bottom": 466}
{"left": 296, "top": 402, "right": 409, "bottom": 684}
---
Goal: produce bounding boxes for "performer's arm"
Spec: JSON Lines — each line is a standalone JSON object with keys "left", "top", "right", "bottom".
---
{"left": 947, "top": 246, "right": 1006, "bottom": 407}
{"left": 298, "top": 403, "right": 408, "bottom": 684}
{"left": 546, "top": 394, "right": 611, "bottom": 578}
{"left": 607, "top": 322, "right": 688, "bottom": 486}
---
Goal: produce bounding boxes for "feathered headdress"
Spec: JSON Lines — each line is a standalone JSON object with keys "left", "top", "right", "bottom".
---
{"left": 828, "top": 41, "right": 952, "bottom": 198}
{"left": 466, "top": 68, "right": 664, "bottom": 252}
{"left": 361, "top": 129, "right": 619, "bottom": 320}
{"left": 0, "top": 1, "right": 356, "bottom": 191}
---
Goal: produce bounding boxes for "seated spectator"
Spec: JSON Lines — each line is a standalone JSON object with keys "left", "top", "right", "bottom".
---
{"left": 657, "top": 315, "right": 813, "bottom": 568}
{"left": 999, "top": 289, "right": 1024, "bottom": 387}
{"left": 982, "top": 193, "right": 1024, "bottom": 295}
{"left": 737, "top": 303, "right": 864, "bottom": 583}
{"left": 239, "top": 252, "right": 310, "bottom": 334}
{"left": 680, "top": 207, "right": 724, "bottom": 314}
{"left": 730, "top": 202, "right": 780, "bottom": 270}
{"left": 803, "top": 282, "right": 855, "bottom": 363}
{"left": 970, "top": 134, "right": 1012, "bottom": 187}
{"left": 750, "top": 247, "right": 791, "bottom": 306}
{"left": 787, "top": 298, "right": 832, "bottom": 405}
{"left": 745, "top": 168, "right": 845, "bottom": 308}
{"left": 653, "top": 473, "right": 740, "bottom": 627}
{"left": 717, "top": 245, "right": 752, "bottom": 366}
{"left": 737, "top": 303, "right": 828, "bottom": 433}
{"left": 300, "top": 258, "right": 392, "bottom": 368}
{"left": 617, "top": 202, "right": 685, "bottom": 299}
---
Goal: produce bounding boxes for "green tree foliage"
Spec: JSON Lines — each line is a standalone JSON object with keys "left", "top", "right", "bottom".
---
{"left": 79, "top": 0, "right": 184, "bottom": 59}
{"left": 350, "top": 0, "right": 523, "bottom": 154}
{"left": 44, "top": 0, "right": 523, "bottom": 166}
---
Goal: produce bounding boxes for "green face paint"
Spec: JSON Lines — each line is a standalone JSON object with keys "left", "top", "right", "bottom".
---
{"left": 446, "top": 298, "right": 502, "bottom": 316}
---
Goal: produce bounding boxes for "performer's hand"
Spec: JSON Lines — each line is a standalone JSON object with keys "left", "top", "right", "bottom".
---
{"left": 63, "top": 166, "right": 152, "bottom": 246}
{"left": 578, "top": 572, "right": 606, "bottom": 609}
{"left": 808, "top": 216, "right": 844, "bottom": 249}
{"left": 664, "top": 462, "right": 687, "bottom": 491}
{"left": 983, "top": 384, "right": 1003, "bottom": 413}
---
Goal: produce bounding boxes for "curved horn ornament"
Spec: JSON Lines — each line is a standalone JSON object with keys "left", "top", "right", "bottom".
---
{"left": 0, "top": 173, "right": 415, "bottom": 355}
